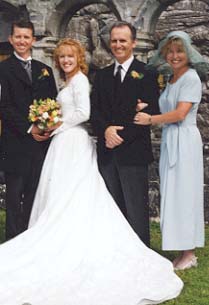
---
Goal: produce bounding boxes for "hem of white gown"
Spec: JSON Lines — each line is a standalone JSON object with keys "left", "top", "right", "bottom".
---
{"left": 139, "top": 288, "right": 183, "bottom": 305}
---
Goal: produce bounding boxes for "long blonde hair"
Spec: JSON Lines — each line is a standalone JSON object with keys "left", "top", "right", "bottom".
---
{"left": 54, "top": 38, "right": 88, "bottom": 80}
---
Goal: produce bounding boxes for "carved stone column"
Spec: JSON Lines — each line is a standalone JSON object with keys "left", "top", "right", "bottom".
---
{"left": 32, "top": 37, "right": 60, "bottom": 86}
{"left": 135, "top": 31, "right": 155, "bottom": 63}
{"left": 32, "top": 37, "right": 58, "bottom": 67}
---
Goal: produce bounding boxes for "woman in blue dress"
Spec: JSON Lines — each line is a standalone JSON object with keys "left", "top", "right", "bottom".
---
{"left": 134, "top": 31, "right": 208, "bottom": 270}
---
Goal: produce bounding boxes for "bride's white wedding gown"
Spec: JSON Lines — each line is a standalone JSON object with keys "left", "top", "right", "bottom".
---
{"left": 0, "top": 71, "right": 183, "bottom": 305}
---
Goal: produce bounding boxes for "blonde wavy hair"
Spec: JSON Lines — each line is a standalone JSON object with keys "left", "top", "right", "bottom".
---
{"left": 161, "top": 37, "right": 187, "bottom": 59}
{"left": 54, "top": 38, "right": 88, "bottom": 80}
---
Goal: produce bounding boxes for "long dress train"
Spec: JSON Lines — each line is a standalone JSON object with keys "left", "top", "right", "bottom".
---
{"left": 0, "top": 71, "right": 183, "bottom": 305}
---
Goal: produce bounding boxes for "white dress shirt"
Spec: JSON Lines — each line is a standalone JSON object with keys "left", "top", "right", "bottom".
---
{"left": 114, "top": 55, "right": 134, "bottom": 82}
{"left": 14, "top": 51, "right": 32, "bottom": 62}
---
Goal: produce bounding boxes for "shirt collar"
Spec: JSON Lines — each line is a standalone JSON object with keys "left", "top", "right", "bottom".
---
{"left": 114, "top": 55, "right": 134, "bottom": 74}
{"left": 14, "top": 51, "right": 32, "bottom": 62}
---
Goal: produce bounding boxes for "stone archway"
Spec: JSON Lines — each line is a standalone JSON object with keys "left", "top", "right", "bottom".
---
{"left": 135, "top": 0, "right": 209, "bottom": 35}
{"left": 43, "top": 0, "right": 121, "bottom": 73}
{"left": 155, "top": 0, "right": 209, "bottom": 58}
{"left": 46, "top": 0, "right": 120, "bottom": 38}
{"left": 64, "top": 3, "right": 120, "bottom": 69}
{"left": 132, "top": 0, "right": 209, "bottom": 60}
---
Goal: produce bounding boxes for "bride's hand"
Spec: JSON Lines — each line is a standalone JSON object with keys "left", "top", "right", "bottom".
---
{"left": 136, "top": 99, "right": 148, "bottom": 112}
{"left": 134, "top": 112, "right": 152, "bottom": 125}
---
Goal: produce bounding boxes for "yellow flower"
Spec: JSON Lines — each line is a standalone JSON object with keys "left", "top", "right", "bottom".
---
{"left": 51, "top": 110, "right": 58, "bottom": 117}
{"left": 43, "top": 68, "right": 49, "bottom": 77}
{"left": 131, "top": 70, "right": 144, "bottom": 79}
{"left": 157, "top": 74, "right": 165, "bottom": 89}
{"left": 38, "top": 68, "right": 50, "bottom": 80}
{"left": 30, "top": 116, "right": 38, "bottom": 122}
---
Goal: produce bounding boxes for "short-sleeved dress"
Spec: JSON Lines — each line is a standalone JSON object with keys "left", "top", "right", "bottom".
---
{"left": 159, "top": 68, "right": 205, "bottom": 250}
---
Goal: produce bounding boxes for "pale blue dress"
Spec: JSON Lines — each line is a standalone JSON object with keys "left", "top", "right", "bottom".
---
{"left": 159, "top": 68, "right": 205, "bottom": 250}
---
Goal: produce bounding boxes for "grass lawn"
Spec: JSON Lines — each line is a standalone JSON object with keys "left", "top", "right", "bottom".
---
{"left": 151, "top": 222, "right": 209, "bottom": 305}
{"left": 0, "top": 208, "right": 208, "bottom": 304}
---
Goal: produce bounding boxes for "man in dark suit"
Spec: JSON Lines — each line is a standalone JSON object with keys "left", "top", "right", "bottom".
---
{"left": 91, "top": 21, "right": 159, "bottom": 247}
{"left": 0, "top": 19, "right": 57, "bottom": 240}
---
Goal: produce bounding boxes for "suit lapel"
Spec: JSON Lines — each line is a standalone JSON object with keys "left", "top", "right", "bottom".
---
{"left": 114, "top": 59, "right": 144, "bottom": 108}
{"left": 31, "top": 60, "right": 41, "bottom": 83}
{"left": 121, "top": 59, "right": 144, "bottom": 95}
{"left": 123, "top": 58, "right": 138, "bottom": 84}
{"left": 9, "top": 55, "right": 32, "bottom": 87}
{"left": 106, "top": 65, "right": 115, "bottom": 104}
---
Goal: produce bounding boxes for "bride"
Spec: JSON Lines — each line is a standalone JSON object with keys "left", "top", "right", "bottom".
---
{"left": 0, "top": 38, "right": 183, "bottom": 305}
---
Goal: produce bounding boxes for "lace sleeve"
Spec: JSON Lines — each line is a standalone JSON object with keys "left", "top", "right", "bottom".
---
{"left": 51, "top": 73, "right": 90, "bottom": 136}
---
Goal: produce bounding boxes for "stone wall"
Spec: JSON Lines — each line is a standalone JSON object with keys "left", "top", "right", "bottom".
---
{"left": 0, "top": 0, "right": 209, "bottom": 222}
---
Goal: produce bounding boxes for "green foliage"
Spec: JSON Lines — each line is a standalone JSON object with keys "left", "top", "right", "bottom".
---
{"left": 151, "top": 221, "right": 209, "bottom": 305}
{"left": 0, "top": 209, "right": 208, "bottom": 304}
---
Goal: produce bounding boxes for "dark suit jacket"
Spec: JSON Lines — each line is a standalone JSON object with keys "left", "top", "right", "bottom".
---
{"left": 0, "top": 54, "right": 57, "bottom": 174}
{"left": 90, "top": 58, "right": 160, "bottom": 165}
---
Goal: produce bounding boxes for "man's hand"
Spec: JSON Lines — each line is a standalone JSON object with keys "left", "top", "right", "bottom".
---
{"left": 31, "top": 125, "right": 50, "bottom": 142}
{"left": 105, "top": 126, "right": 124, "bottom": 149}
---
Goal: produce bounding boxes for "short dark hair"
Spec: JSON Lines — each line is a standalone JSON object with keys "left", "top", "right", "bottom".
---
{"left": 11, "top": 19, "right": 35, "bottom": 36}
{"left": 109, "top": 21, "right": 136, "bottom": 41}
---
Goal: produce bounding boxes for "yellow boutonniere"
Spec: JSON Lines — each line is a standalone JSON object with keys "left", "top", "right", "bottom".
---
{"left": 131, "top": 70, "right": 144, "bottom": 79}
{"left": 157, "top": 74, "right": 165, "bottom": 90}
{"left": 38, "top": 68, "right": 50, "bottom": 80}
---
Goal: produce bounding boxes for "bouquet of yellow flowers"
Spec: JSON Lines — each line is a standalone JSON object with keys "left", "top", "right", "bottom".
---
{"left": 28, "top": 98, "right": 62, "bottom": 130}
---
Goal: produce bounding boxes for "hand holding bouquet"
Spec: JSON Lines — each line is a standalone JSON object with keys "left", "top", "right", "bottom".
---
{"left": 28, "top": 98, "right": 62, "bottom": 131}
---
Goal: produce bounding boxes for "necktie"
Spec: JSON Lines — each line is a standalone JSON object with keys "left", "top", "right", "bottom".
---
{"left": 115, "top": 65, "right": 122, "bottom": 84}
{"left": 114, "top": 65, "right": 122, "bottom": 98}
{"left": 20, "top": 60, "right": 32, "bottom": 82}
